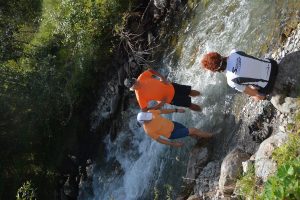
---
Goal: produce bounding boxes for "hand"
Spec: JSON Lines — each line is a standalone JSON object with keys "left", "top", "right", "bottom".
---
{"left": 177, "top": 108, "right": 185, "bottom": 113}
{"left": 172, "top": 141, "right": 184, "bottom": 148}
{"left": 161, "top": 78, "right": 170, "bottom": 85}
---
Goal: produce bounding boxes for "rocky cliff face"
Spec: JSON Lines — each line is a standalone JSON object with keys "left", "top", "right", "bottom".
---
{"left": 185, "top": 23, "right": 300, "bottom": 200}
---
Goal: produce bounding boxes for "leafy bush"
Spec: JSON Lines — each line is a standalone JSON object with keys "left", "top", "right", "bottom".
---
{"left": 272, "top": 134, "right": 300, "bottom": 166}
{"left": 261, "top": 157, "right": 300, "bottom": 200}
{"left": 236, "top": 109, "right": 300, "bottom": 200}
{"left": 0, "top": 0, "right": 140, "bottom": 199}
{"left": 16, "top": 181, "right": 37, "bottom": 200}
{"left": 235, "top": 164, "right": 261, "bottom": 200}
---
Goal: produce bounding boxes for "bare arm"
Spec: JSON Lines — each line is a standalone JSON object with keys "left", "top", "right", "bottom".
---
{"left": 244, "top": 86, "right": 265, "bottom": 101}
{"left": 142, "top": 99, "right": 167, "bottom": 111}
{"left": 143, "top": 96, "right": 169, "bottom": 111}
{"left": 149, "top": 69, "right": 169, "bottom": 84}
{"left": 156, "top": 137, "right": 184, "bottom": 147}
{"left": 160, "top": 108, "right": 185, "bottom": 114}
{"left": 147, "top": 100, "right": 166, "bottom": 110}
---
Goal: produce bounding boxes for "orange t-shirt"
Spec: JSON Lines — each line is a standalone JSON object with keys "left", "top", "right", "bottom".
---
{"left": 143, "top": 110, "right": 174, "bottom": 140}
{"left": 135, "top": 70, "right": 175, "bottom": 109}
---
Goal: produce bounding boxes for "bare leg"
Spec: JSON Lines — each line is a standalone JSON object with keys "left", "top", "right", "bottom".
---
{"left": 189, "top": 103, "right": 202, "bottom": 112}
{"left": 189, "top": 90, "right": 201, "bottom": 97}
{"left": 188, "top": 128, "right": 213, "bottom": 138}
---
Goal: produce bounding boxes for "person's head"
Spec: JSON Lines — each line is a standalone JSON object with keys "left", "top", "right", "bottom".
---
{"left": 137, "top": 112, "right": 153, "bottom": 124}
{"left": 124, "top": 78, "right": 137, "bottom": 91}
{"left": 201, "top": 52, "right": 226, "bottom": 72}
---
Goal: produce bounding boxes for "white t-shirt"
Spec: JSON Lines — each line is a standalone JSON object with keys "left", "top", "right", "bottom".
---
{"left": 225, "top": 49, "right": 272, "bottom": 92}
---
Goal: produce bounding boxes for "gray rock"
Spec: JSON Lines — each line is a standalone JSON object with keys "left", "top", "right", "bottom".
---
{"left": 194, "top": 161, "right": 221, "bottom": 199}
{"left": 255, "top": 131, "right": 288, "bottom": 182}
{"left": 218, "top": 148, "right": 250, "bottom": 196}
{"left": 110, "top": 92, "right": 121, "bottom": 116}
{"left": 185, "top": 146, "right": 209, "bottom": 184}
{"left": 63, "top": 176, "right": 78, "bottom": 198}
{"left": 271, "top": 96, "right": 299, "bottom": 114}
{"left": 242, "top": 160, "right": 254, "bottom": 174}
{"left": 186, "top": 195, "right": 201, "bottom": 200}
{"left": 271, "top": 51, "right": 300, "bottom": 113}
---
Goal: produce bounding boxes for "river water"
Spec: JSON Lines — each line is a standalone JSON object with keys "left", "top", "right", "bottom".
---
{"left": 79, "top": 1, "right": 300, "bottom": 199}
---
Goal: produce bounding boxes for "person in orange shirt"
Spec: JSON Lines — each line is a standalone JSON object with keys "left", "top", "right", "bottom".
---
{"left": 124, "top": 69, "right": 202, "bottom": 112}
{"left": 137, "top": 108, "right": 212, "bottom": 147}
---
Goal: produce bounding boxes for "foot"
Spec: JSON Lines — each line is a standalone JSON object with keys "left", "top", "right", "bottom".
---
{"left": 189, "top": 103, "right": 202, "bottom": 112}
{"left": 189, "top": 90, "right": 201, "bottom": 97}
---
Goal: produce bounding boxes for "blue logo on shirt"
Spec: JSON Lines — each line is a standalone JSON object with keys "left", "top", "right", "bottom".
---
{"left": 232, "top": 57, "right": 241, "bottom": 74}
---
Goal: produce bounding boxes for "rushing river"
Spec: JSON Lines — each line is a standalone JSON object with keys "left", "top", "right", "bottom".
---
{"left": 79, "top": 1, "right": 300, "bottom": 199}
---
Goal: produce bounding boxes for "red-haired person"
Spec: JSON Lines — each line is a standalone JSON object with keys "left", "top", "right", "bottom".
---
{"left": 201, "top": 50, "right": 278, "bottom": 101}
{"left": 124, "top": 69, "right": 202, "bottom": 112}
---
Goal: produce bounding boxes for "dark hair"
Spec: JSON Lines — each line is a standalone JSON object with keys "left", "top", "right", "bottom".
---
{"left": 124, "top": 78, "right": 136, "bottom": 88}
{"left": 201, "top": 52, "right": 226, "bottom": 72}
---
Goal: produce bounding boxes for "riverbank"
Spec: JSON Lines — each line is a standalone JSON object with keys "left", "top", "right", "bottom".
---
{"left": 183, "top": 22, "right": 300, "bottom": 200}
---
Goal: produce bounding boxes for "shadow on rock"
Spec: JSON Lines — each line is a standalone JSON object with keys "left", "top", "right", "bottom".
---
{"left": 271, "top": 51, "right": 300, "bottom": 113}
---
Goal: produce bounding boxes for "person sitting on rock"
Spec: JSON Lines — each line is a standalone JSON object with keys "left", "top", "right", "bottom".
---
{"left": 137, "top": 108, "right": 212, "bottom": 147}
{"left": 201, "top": 50, "right": 278, "bottom": 101}
{"left": 124, "top": 69, "right": 202, "bottom": 111}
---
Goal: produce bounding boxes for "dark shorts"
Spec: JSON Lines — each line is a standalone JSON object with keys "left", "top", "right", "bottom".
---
{"left": 170, "top": 83, "right": 192, "bottom": 107}
{"left": 168, "top": 121, "right": 189, "bottom": 139}
{"left": 258, "top": 59, "right": 278, "bottom": 95}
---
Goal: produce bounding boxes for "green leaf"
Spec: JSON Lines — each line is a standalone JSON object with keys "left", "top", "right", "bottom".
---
{"left": 288, "top": 166, "right": 295, "bottom": 175}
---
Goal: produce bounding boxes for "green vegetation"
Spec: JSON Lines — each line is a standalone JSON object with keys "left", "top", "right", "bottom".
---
{"left": 261, "top": 157, "right": 300, "bottom": 200}
{"left": 16, "top": 181, "right": 37, "bottom": 200}
{"left": 153, "top": 184, "right": 174, "bottom": 200}
{"left": 0, "top": 0, "right": 139, "bottom": 199}
{"left": 235, "top": 164, "right": 261, "bottom": 200}
{"left": 236, "top": 110, "right": 300, "bottom": 200}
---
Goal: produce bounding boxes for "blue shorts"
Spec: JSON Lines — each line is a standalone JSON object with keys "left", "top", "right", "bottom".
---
{"left": 169, "top": 121, "right": 189, "bottom": 139}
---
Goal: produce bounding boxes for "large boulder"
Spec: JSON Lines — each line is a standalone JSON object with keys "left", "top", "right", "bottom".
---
{"left": 255, "top": 131, "right": 288, "bottom": 182}
{"left": 218, "top": 148, "right": 250, "bottom": 196}
{"left": 185, "top": 146, "right": 210, "bottom": 184}
{"left": 194, "top": 161, "right": 221, "bottom": 198}
{"left": 271, "top": 51, "right": 300, "bottom": 113}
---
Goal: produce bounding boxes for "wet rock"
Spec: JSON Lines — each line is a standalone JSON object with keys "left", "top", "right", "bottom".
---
{"left": 63, "top": 176, "right": 78, "bottom": 199}
{"left": 218, "top": 148, "right": 250, "bottom": 196}
{"left": 118, "top": 67, "right": 125, "bottom": 86}
{"left": 255, "top": 131, "right": 288, "bottom": 182}
{"left": 194, "top": 161, "right": 221, "bottom": 199}
{"left": 185, "top": 146, "right": 209, "bottom": 184}
{"left": 78, "top": 160, "right": 95, "bottom": 199}
{"left": 109, "top": 120, "right": 119, "bottom": 141}
{"left": 110, "top": 92, "right": 121, "bottom": 116}
{"left": 247, "top": 104, "right": 275, "bottom": 142}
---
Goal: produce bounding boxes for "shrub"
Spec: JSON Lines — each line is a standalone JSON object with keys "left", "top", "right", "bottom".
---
{"left": 235, "top": 164, "right": 262, "bottom": 200}
{"left": 272, "top": 134, "right": 300, "bottom": 166}
{"left": 16, "top": 181, "right": 37, "bottom": 200}
{"left": 261, "top": 157, "right": 300, "bottom": 200}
